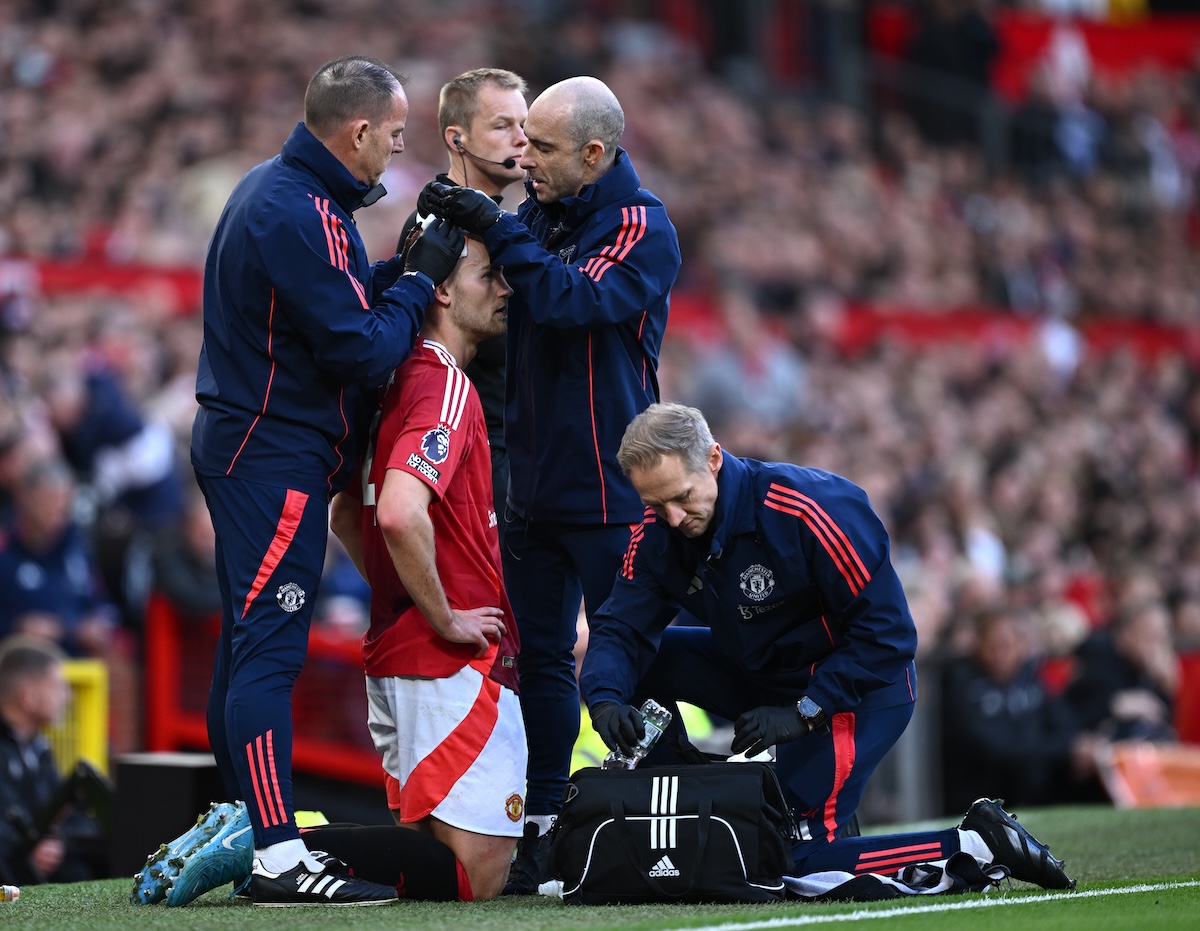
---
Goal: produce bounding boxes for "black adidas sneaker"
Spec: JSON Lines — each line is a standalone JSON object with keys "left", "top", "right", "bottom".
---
{"left": 250, "top": 851, "right": 398, "bottom": 907}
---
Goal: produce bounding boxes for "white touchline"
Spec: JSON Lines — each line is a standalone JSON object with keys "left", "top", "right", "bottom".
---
{"left": 659, "top": 881, "right": 1200, "bottom": 931}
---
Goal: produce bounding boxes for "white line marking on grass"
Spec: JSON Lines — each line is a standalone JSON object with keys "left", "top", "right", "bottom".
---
{"left": 660, "top": 881, "right": 1200, "bottom": 931}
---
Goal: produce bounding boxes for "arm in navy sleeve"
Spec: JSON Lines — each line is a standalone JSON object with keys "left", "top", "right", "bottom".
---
{"left": 578, "top": 527, "right": 681, "bottom": 708}
{"left": 367, "top": 254, "right": 406, "bottom": 303}
{"left": 480, "top": 207, "right": 680, "bottom": 329}
{"left": 256, "top": 203, "right": 432, "bottom": 388}
{"left": 777, "top": 477, "right": 918, "bottom": 714}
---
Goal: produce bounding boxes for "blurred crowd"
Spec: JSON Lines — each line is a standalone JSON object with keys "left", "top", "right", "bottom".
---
{"left": 1, "top": 0, "right": 1199, "bottom": 808}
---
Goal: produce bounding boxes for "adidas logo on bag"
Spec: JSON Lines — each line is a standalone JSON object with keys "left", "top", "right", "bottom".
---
{"left": 648, "top": 855, "right": 681, "bottom": 878}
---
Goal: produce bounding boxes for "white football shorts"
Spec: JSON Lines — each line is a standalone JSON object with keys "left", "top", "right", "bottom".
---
{"left": 366, "top": 665, "right": 528, "bottom": 837}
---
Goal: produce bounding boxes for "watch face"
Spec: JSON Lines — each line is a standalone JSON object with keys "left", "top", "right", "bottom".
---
{"left": 798, "top": 697, "right": 821, "bottom": 718}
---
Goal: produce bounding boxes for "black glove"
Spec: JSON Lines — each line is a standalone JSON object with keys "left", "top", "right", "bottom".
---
{"left": 417, "top": 180, "right": 502, "bottom": 234}
{"left": 730, "top": 705, "right": 809, "bottom": 759}
{"left": 403, "top": 217, "right": 465, "bottom": 286}
{"left": 590, "top": 701, "right": 645, "bottom": 757}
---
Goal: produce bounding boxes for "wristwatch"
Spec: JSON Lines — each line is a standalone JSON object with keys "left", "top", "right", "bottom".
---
{"left": 796, "top": 696, "right": 830, "bottom": 735}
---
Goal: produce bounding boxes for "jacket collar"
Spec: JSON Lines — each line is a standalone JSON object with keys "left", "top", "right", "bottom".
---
{"left": 705, "top": 453, "right": 757, "bottom": 563}
{"left": 281, "top": 122, "right": 385, "bottom": 213}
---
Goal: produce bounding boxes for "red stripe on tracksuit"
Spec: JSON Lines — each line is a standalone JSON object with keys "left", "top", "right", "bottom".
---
{"left": 581, "top": 206, "right": 647, "bottom": 281}
{"left": 226, "top": 290, "right": 277, "bottom": 474}
{"left": 764, "top": 484, "right": 871, "bottom": 595}
{"left": 855, "top": 841, "right": 948, "bottom": 873}
{"left": 624, "top": 515, "right": 652, "bottom": 580}
{"left": 247, "top": 729, "right": 288, "bottom": 827}
{"left": 314, "top": 197, "right": 370, "bottom": 308}
{"left": 587, "top": 333, "right": 607, "bottom": 521}
{"left": 240, "top": 488, "right": 309, "bottom": 619}
{"left": 822, "top": 712, "right": 855, "bottom": 841}
{"left": 398, "top": 670, "right": 502, "bottom": 822}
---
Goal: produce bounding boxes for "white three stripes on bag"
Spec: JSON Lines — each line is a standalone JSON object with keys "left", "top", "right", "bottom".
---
{"left": 650, "top": 775, "right": 679, "bottom": 849}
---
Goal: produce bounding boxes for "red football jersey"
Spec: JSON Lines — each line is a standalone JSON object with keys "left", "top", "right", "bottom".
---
{"left": 357, "top": 340, "right": 518, "bottom": 690}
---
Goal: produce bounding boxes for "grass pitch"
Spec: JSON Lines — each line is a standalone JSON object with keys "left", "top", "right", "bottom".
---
{"left": 4, "top": 803, "right": 1198, "bottom": 930}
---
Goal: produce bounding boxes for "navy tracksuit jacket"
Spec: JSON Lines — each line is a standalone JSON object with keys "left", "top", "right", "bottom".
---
{"left": 580, "top": 454, "right": 970, "bottom": 875}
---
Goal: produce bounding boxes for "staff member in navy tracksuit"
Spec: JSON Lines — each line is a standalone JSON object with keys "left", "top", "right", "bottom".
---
{"left": 579, "top": 402, "right": 1075, "bottom": 896}
{"left": 417, "top": 76, "right": 682, "bottom": 894}
{"left": 186, "top": 55, "right": 464, "bottom": 907}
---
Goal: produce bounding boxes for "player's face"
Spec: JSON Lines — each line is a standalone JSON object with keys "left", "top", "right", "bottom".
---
{"left": 519, "top": 97, "right": 588, "bottom": 204}
{"left": 447, "top": 238, "right": 512, "bottom": 341}
{"left": 629, "top": 446, "right": 722, "bottom": 538}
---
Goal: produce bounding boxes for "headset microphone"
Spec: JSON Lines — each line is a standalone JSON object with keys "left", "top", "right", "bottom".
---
{"left": 453, "top": 134, "right": 517, "bottom": 169}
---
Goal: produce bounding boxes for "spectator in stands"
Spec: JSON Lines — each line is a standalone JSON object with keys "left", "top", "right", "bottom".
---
{"left": 1008, "top": 65, "right": 1068, "bottom": 188}
{"left": 0, "top": 456, "right": 140, "bottom": 752}
{"left": 939, "top": 605, "right": 1079, "bottom": 815}
{"left": 0, "top": 635, "right": 111, "bottom": 885}
{"left": 904, "top": 0, "right": 999, "bottom": 149}
{"left": 39, "top": 347, "right": 185, "bottom": 622}
{"left": 1063, "top": 595, "right": 1181, "bottom": 800}
{"left": 683, "top": 279, "right": 807, "bottom": 462}
{"left": 1065, "top": 596, "right": 1179, "bottom": 744}
{"left": 0, "top": 458, "right": 120, "bottom": 656}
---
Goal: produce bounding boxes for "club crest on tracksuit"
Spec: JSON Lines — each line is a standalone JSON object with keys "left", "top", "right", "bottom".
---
{"left": 739, "top": 564, "right": 775, "bottom": 601}
{"left": 276, "top": 582, "right": 306, "bottom": 612}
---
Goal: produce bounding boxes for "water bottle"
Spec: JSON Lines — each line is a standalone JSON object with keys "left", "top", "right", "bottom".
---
{"left": 1, "top": 885, "right": 19, "bottom": 903}
{"left": 601, "top": 698, "right": 673, "bottom": 770}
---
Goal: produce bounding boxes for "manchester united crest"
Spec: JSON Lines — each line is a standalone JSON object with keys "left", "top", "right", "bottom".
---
{"left": 276, "top": 581, "right": 306, "bottom": 612}
{"left": 739, "top": 564, "right": 775, "bottom": 602}
{"left": 505, "top": 792, "right": 525, "bottom": 822}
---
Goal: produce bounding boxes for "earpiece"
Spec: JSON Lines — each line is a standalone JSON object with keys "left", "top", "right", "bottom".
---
{"left": 451, "top": 134, "right": 518, "bottom": 170}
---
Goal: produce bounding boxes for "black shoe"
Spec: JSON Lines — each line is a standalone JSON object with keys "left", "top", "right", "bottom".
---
{"left": 250, "top": 852, "right": 398, "bottom": 907}
{"left": 960, "top": 798, "right": 1076, "bottom": 890}
{"left": 502, "top": 822, "right": 550, "bottom": 895}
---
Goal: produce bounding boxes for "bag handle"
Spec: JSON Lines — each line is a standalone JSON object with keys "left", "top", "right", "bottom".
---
{"left": 609, "top": 796, "right": 714, "bottom": 899}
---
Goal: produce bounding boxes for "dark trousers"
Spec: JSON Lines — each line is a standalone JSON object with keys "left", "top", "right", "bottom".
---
{"left": 501, "top": 515, "right": 633, "bottom": 815}
{"left": 197, "top": 472, "right": 328, "bottom": 848}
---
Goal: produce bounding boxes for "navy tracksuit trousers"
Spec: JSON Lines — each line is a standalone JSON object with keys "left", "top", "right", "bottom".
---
{"left": 197, "top": 472, "right": 329, "bottom": 848}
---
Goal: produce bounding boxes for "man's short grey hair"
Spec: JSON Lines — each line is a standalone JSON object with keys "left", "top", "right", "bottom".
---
{"left": 617, "top": 402, "right": 714, "bottom": 476}
{"left": 304, "top": 55, "right": 407, "bottom": 139}
{"left": 0, "top": 635, "right": 65, "bottom": 702}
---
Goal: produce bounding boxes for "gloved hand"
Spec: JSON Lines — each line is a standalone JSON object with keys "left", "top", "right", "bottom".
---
{"left": 730, "top": 705, "right": 809, "bottom": 759}
{"left": 590, "top": 702, "right": 645, "bottom": 757}
{"left": 417, "top": 180, "right": 502, "bottom": 233}
{"left": 403, "top": 217, "right": 466, "bottom": 286}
